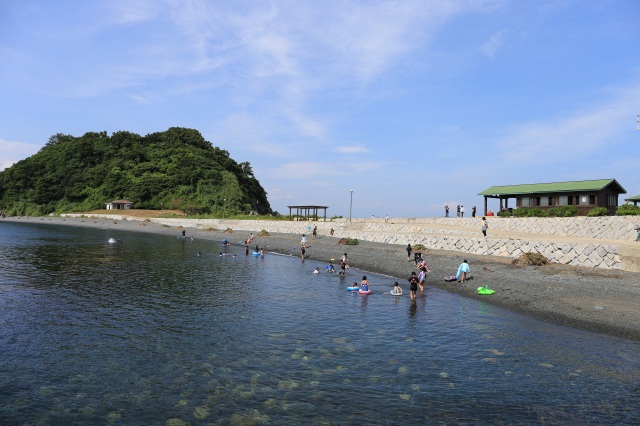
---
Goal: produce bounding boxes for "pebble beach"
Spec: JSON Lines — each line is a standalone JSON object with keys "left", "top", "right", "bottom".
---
{"left": 4, "top": 215, "right": 640, "bottom": 342}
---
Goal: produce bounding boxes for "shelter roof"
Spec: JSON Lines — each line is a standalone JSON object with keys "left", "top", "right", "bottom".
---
{"left": 478, "top": 179, "right": 626, "bottom": 197}
{"left": 625, "top": 194, "right": 640, "bottom": 202}
{"left": 287, "top": 205, "right": 329, "bottom": 209}
{"left": 109, "top": 199, "right": 133, "bottom": 204}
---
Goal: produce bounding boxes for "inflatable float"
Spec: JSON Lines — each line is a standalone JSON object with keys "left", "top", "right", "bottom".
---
{"left": 108, "top": 238, "right": 117, "bottom": 244}
{"left": 390, "top": 289, "right": 403, "bottom": 296}
{"left": 477, "top": 286, "right": 495, "bottom": 295}
{"left": 358, "top": 289, "right": 372, "bottom": 295}
{"left": 252, "top": 252, "right": 260, "bottom": 256}
{"left": 347, "top": 286, "right": 359, "bottom": 291}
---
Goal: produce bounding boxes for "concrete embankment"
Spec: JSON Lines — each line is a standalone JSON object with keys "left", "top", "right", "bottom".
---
{"left": 62, "top": 214, "right": 640, "bottom": 272}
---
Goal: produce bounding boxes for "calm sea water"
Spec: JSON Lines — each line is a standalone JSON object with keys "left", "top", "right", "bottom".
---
{"left": 0, "top": 222, "right": 639, "bottom": 425}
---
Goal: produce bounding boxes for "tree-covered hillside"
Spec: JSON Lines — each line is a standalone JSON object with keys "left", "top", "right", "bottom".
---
{"left": 0, "top": 127, "right": 272, "bottom": 216}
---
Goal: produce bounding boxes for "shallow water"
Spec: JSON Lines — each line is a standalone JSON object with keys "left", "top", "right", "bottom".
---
{"left": 0, "top": 222, "right": 639, "bottom": 424}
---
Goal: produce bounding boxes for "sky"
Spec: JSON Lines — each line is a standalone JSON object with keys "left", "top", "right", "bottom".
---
{"left": 1, "top": 0, "right": 639, "bottom": 218}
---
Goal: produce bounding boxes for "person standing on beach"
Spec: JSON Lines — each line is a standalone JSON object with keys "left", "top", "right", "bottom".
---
{"left": 481, "top": 217, "right": 488, "bottom": 237}
{"left": 301, "top": 234, "right": 307, "bottom": 248}
{"left": 312, "top": 226, "right": 317, "bottom": 240}
{"left": 445, "top": 205, "right": 449, "bottom": 218}
{"left": 460, "top": 206, "right": 465, "bottom": 217}
{"left": 406, "top": 244, "right": 412, "bottom": 261}
{"left": 181, "top": 229, "right": 186, "bottom": 238}
{"left": 408, "top": 272, "right": 419, "bottom": 299}
{"left": 472, "top": 206, "right": 476, "bottom": 218}
{"left": 456, "top": 205, "right": 460, "bottom": 217}
{"left": 456, "top": 260, "right": 470, "bottom": 283}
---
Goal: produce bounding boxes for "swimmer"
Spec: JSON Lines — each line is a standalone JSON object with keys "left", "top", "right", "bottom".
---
{"left": 392, "top": 281, "right": 402, "bottom": 295}
{"left": 313, "top": 267, "right": 320, "bottom": 274}
{"left": 361, "top": 276, "right": 369, "bottom": 291}
{"left": 326, "top": 261, "right": 335, "bottom": 272}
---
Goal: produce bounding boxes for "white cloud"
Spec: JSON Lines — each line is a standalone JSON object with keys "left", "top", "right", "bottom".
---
{"left": 269, "top": 160, "right": 382, "bottom": 179}
{"left": 481, "top": 29, "right": 507, "bottom": 58}
{"left": 334, "top": 145, "right": 369, "bottom": 154}
{"left": 495, "top": 86, "right": 640, "bottom": 164}
{"left": 0, "top": 139, "right": 41, "bottom": 171}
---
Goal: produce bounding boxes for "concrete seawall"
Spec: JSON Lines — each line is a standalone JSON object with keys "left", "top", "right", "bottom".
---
{"left": 62, "top": 214, "right": 640, "bottom": 272}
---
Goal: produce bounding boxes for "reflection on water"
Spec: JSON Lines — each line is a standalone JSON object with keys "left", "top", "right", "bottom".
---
{"left": 0, "top": 222, "right": 639, "bottom": 424}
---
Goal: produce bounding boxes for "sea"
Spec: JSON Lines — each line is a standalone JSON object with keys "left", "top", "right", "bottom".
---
{"left": 0, "top": 221, "right": 639, "bottom": 425}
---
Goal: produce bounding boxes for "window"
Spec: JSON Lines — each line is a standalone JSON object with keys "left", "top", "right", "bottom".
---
{"left": 589, "top": 195, "right": 596, "bottom": 205}
{"left": 608, "top": 194, "right": 617, "bottom": 207}
{"left": 559, "top": 196, "right": 568, "bottom": 206}
{"left": 540, "top": 197, "right": 549, "bottom": 207}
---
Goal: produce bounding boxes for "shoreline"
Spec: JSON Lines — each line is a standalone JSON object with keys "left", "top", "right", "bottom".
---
{"left": 3, "top": 215, "right": 640, "bottom": 342}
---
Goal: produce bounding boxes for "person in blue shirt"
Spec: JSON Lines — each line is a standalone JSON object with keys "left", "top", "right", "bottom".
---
{"left": 456, "top": 259, "right": 470, "bottom": 283}
{"left": 326, "top": 261, "right": 335, "bottom": 272}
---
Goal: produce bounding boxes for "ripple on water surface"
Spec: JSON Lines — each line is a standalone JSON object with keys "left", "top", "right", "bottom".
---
{"left": 0, "top": 221, "right": 639, "bottom": 424}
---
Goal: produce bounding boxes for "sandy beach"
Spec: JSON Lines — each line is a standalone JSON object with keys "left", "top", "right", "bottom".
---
{"left": 4, "top": 215, "right": 640, "bottom": 342}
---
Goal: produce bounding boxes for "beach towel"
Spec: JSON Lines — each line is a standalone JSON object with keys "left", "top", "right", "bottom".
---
{"left": 444, "top": 276, "right": 457, "bottom": 282}
{"left": 456, "top": 263, "right": 470, "bottom": 280}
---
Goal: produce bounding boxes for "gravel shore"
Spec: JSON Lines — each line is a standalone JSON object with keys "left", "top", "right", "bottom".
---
{"left": 5, "top": 216, "right": 640, "bottom": 342}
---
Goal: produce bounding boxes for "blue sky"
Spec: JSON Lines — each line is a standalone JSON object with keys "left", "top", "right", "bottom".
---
{"left": 1, "top": 0, "right": 639, "bottom": 218}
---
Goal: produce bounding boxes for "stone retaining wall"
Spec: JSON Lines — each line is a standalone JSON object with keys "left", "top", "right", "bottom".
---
{"left": 339, "top": 216, "right": 640, "bottom": 241}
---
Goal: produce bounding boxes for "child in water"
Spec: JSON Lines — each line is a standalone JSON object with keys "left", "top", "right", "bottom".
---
{"left": 313, "top": 267, "right": 320, "bottom": 274}
{"left": 361, "top": 276, "right": 369, "bottom": 291}
{"left": 326, "top": 261, "right": 335, "bottom": 272}
{"left": 392, "top": 281, "right": 402, "bottom": 295}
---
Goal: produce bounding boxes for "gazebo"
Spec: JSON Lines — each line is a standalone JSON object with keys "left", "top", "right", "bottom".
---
{"left": 287, "top": 205, "right": 329, "bottom": 221}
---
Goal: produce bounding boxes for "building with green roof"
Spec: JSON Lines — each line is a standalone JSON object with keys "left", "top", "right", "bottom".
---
{"left": 478, "top": 179, "right": 626, "bottom": 216}
{"left": 624, "top": 194, "right": 640, "bottom": 206}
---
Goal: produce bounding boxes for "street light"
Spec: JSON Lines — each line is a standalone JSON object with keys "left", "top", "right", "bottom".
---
{"left": 349, "top": 190, "right": 353, "bottom": 223}
{"left": 223, "top": 198, "right": 226, "bottom": 218}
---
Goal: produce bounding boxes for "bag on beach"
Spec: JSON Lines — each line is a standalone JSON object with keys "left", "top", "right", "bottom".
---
{"left": 444, "top": 276, "right": 457, "bottom": 282}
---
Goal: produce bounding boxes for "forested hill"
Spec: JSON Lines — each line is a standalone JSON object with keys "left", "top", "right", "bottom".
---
{"left": 0, "top": 127, "right": 272, "bottom": 216}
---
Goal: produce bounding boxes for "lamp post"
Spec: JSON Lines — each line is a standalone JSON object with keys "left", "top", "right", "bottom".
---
{"left": 349, "top": 190, "right": 353, "bottom": 223}
{"left": 223, "top": 198, "right": 226, "bottom": 219}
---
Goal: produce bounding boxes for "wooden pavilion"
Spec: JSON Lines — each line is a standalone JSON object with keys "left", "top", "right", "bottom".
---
{"left": 287, "top": 205, "right": 329, "bottom": 221}
{"left": 478, "top": 179, "right": 626, "bottom": 216}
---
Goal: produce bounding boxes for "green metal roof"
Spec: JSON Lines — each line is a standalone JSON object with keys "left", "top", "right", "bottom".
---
{"left": 625, "top": 194, "right": 640, "bottom": 201}
{"left": 478, "top": 179, "right": 626, "bottom": 196}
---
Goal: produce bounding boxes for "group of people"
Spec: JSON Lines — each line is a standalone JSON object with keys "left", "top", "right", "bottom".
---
{"left": 444, "top": 205, "right": 477, "bottom": 218}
